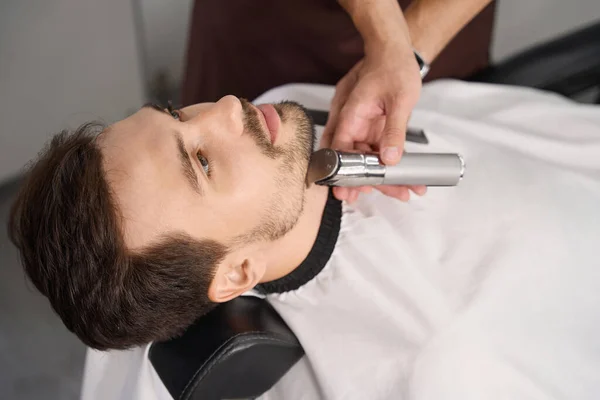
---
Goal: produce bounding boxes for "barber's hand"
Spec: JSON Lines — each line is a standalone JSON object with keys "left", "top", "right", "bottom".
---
{"left": 321, "top": 44, "right": 427, "bottom": 203}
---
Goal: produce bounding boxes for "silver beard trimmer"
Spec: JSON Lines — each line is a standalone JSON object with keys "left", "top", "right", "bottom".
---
{"left": 307, "top": 148, "right": 465, "bottom": 187}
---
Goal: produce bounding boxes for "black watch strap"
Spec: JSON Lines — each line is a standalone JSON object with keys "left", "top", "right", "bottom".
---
{"left": 414, "top": 49, "right": 430, "bottom": 79}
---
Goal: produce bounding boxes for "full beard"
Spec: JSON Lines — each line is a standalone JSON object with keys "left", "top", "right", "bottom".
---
{"left": 236, "top": 99, "right": 316, "bottom": 243}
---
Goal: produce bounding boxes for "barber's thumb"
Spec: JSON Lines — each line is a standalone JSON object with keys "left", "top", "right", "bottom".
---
{"left": 380, "top": 110, "right": 407, "bottom": 165}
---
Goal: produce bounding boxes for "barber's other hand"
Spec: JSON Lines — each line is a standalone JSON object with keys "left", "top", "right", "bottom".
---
{"left": 321, "top": 44, "right": 426, "bottom": 203}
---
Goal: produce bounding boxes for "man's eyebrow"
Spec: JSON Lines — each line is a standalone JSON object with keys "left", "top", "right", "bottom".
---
{"left": 142, "top": 102, "right": 169, "bottom": 114}
{"left": 174, "top": 132, "right": 203, "bottom": 195}
{"left": 141, "top": 103, "right": 201, "bottom": 194}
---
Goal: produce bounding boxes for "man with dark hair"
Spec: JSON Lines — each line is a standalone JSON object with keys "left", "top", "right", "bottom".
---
{"left": 9, "top": 81, "right": 600, "bottom": 399}
{"left": 9, "top": 124, "right": 227, "bottom": 351}
{"left": 9, "top": 98, "right": 318, "bottom": 351}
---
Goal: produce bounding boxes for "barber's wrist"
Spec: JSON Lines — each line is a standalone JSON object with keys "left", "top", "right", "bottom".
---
{"left": 412, "top": 48, "right": 430, "bottom": 78}
{"left": 363, "top": 38, "right": 414, "bottom": 66}
{"left": 340, "top": 0, "right": 411, "bottom": 52}
{"left": 406, "top": 27, "right": 438, "bottom": 65}
{"left": 363, "top": 30, "right": 412, "bottom": 58}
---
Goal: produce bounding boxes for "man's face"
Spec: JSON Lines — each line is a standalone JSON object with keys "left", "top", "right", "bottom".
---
{"left": 99, "top": 96, "right": 315, "bottom": 250}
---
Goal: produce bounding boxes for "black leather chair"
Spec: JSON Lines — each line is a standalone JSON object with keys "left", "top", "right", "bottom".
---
{"left": 149, "top": 20, "right": 600, "bottom": 400}
{"left": 149, "top": 297, "right": 303, "bottom": 400}
{"left": 469, "top": 20, "right": 600, "bottom": 101}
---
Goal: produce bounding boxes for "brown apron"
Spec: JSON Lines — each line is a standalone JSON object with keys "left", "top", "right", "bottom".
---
{"left": 181, "top": 0, "right": 496, "bottom": 105}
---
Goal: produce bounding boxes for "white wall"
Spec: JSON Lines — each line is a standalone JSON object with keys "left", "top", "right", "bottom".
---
{"left": 492, "top": 0, "right": 600, "bottom": 61}
{"left": 138, "top": 0, "right": 194, "bottom": 88}
{"left": 0, "top": 0, "right": 145, "bottom": 183}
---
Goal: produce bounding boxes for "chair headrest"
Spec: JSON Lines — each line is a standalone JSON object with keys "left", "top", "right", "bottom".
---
{"left": 149, "top": 296, "right": 304, "bottom": 400}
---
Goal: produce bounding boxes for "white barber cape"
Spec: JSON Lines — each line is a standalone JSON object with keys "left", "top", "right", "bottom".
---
{"left": 81, "top": 81, "right": 600, "bottom": 400}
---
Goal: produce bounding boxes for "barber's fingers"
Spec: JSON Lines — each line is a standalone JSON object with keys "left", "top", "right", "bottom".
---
{"left": 380, "top": 98, "right": 409, "bottom": 165}
{"left": 376, "top": 185, "right": 427, "bottom": 202}
{"left": 322, "top": 106, "right": 339, "bottom": 149}
{"left": 410, "top": 185, "right": 427, "bottom": 196}
{"left": 336, "top": 186, "right": 370, "bottom": 204}
{"left": 322, "top": 113, "right": 337, "bottom": 149}
{"left": 348, "top": 189, "right": 360, "bottom": 204}
{"left": 337, "top": 184, "right": 425, "bottom": 203}
{"left": 331, "top": 97, "right": 372, "bottom": 152}
{"left": 322, "top": 66, "right": 360, "bottom": 148}
{"left": 376, "top": 185, "right": 410, "bottom": 202}
{"left": 333, "top": 187, "right": 349, "bottom": 201}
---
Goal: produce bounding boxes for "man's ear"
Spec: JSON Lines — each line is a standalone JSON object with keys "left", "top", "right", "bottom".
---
{"left": 208, "top": 252, "right": 266, "bottom": 303}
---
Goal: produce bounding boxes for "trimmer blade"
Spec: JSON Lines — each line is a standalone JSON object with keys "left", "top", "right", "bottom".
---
{"left": 306, "top": 148, "right": 340, "bottom": 185}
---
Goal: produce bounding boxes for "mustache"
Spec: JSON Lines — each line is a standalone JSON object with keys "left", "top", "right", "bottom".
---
{"left": 240, "top": 98, "right": 283, "bottom": 159}
{"left": 239, "top": 98, "right": 315, "bottom": 167}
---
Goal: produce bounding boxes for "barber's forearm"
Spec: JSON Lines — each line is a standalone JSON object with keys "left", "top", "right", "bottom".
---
{"left": 338, "top": 0, "right": 412, "bottom": 55}
{"left": 404, "top": 0, "right": 493, "bottom": 63}
{"left": 339, "top": 0, "right": 493, "bottom": 64}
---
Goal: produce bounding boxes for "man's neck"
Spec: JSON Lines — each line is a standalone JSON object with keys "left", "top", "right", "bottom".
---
{"left": 259, "top": 184, "right": 330, "bottom": 283}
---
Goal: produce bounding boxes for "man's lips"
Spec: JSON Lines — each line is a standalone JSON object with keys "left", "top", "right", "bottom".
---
{"left": 257, "top": 104, "right": 280, "bottom": 144}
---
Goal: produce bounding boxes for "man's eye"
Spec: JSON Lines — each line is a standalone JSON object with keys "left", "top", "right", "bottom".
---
{"left": 170, "top": 109, "right": 181, "bottom": 120}
{"left": 167, "top": 101, "right": 180, "bottom": 120}
{"left": 197, "top": 153, "right": 210, "bottom": 175}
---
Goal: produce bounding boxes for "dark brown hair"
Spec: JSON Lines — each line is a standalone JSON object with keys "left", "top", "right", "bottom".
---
{"left": 8, "top": 123, "right": 227, "bottom": 350}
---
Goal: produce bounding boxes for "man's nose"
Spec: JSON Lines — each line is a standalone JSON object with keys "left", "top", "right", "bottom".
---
{"left": 186, "top": 95, "right": 244, "bottom": 136}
